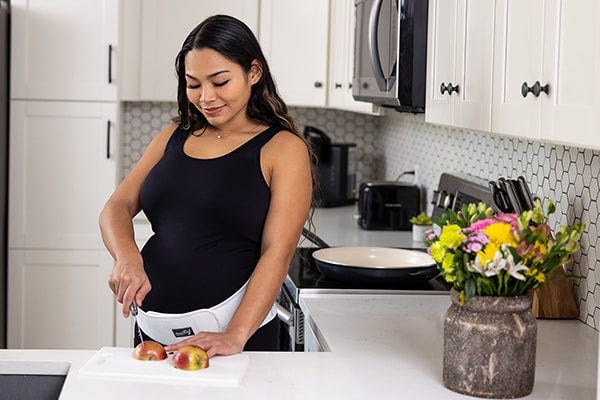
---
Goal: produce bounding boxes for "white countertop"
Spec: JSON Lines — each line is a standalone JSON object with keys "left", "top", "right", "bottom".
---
{"left": 1, "top": 293, "right": 596, "bottom": 399}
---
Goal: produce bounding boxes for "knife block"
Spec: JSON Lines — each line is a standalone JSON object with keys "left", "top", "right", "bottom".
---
{"left": 532, "top": 267, "right": 579, "bottom": 319}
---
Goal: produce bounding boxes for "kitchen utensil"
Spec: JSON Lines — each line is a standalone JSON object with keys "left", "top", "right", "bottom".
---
{"left": 301, "top": 228, "right": 439, "bottom": 284}
{"left": 515, "top": 176, "right": 535, "bottom": 210}
{"left": 79, "top": 347, "right": 249, "bottom": 386}
{"left": 488, "top": 181, "right": 513, "bottom": 212}
{"left": 130, "top": 302, "right": 144, "bottom": 345}
{"left": 498, "top": 178, "right": 523, "bottom": 213}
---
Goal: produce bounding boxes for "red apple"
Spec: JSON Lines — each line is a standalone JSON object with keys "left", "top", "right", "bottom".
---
{"left": 132, "top": 340, "right": 168, "bottom": 361}
{"left": 172, "top": 345, "right": 209, "bottom": 371}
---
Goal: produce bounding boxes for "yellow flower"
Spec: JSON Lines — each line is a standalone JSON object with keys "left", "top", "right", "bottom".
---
{"left": 484, "top": 222, "right": 517, "bottom": 247}
{"left": 477, "top": 242, "right": 498, "bottom": 265}
{"left": 535, "top": 272, "right": 546, "bottom": 283}
{"left": 430, "top": 241, "right": 445, "bottom": 263}
{"left": 439, "top": 225, "right": 466, "bottom": 250}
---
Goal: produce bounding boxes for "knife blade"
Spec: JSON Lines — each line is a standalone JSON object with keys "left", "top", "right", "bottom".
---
{"left": 129, "top": 302, "right": 145, "bottom": 345}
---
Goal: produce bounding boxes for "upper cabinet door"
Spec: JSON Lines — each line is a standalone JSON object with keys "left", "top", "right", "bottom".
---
{"left": 453, "top": 0, "right": 495, "bottom": 131}
{"left": 138, "top": 0, "right": 259, "bottom": 102}
{"left": 426, "top": 0, "right": 494, "bottom": 132}
{"left": 10, "top": 0, "right": 118, "bottom": 101}
{"left": 426, "top": 0, "right": 459, "bottom": 126}
{"left": 260, "top": 0, "right": 329, "bottom": 107}
{"left": 492, "top": 0, "right": 545, "bottom": 140}
{"left": 541, "top": 0, "right": 600, "bottom": 149}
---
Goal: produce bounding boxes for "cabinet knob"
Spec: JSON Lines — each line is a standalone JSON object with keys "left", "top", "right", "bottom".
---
{"left": 440, "top": 82, "right": 459, "bottom": 95}
{"left": 440, "top": 82, "right": 449, "bottom": 94}
{"left": 314, "top": 81, "right": 323, "bottom": 88}
{"left": 521, "top": 81, "right": 550, "bottom": 98}
{"left": 335, "top": 83, "right": 342, "bottom": 89}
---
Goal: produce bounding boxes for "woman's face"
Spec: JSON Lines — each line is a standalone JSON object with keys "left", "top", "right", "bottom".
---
{"left": 184, "top": 48, "right": 260, "bottom": 127}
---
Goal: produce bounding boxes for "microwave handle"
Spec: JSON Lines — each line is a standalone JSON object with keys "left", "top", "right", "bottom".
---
{"left": 368, "top": 0, "right": 388, "bottom": 92}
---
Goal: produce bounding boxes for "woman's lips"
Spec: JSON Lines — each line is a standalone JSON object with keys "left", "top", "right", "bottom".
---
{"left": 203, "top": 105, "right": 224, "bottom": 116}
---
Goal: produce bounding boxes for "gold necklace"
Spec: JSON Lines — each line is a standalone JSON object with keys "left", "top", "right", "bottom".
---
{"left": 215, "top": 123, "right": 262, "bottom": 140}
{"left": 191, "top": 123, "right": 262, "bottom": 139}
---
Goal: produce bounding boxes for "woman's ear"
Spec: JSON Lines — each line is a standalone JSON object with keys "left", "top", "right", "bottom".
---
{"left": 249, "top": 60, "right": 263, "bottom": 85}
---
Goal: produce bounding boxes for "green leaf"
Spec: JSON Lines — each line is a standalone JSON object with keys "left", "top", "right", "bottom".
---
{"left": 465, "top": 279, "right": 476, "bottom": 299}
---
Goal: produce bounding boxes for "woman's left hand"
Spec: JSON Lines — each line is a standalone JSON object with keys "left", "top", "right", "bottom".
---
{"left": 164, "top": 331, "right": 246, "bottom": 357}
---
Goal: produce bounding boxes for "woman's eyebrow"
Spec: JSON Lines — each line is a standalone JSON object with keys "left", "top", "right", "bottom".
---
{"left": 185, "top": 70, "right": 230, "bottom": 80}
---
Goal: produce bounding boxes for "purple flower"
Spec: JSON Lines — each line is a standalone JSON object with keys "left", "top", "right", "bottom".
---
{"left": 463, "top": 231, "right": 490, "bottom": 253}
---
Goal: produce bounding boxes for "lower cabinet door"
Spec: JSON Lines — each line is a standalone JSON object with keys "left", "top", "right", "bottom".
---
{"left": 7, "top": 249, "right": 115, "bottom": 349}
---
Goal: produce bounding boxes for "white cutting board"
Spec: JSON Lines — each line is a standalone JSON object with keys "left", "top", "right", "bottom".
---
{"left": 79, "top": 347, "right": 249, "bottom": 386}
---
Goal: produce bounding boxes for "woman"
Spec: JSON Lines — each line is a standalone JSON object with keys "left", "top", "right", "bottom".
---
{"left": 99, "top": 15, "right": 312, "bottom": 357}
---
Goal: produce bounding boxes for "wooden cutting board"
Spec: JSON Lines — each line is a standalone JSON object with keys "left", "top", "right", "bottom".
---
{"left": 79, "top": 347, "right": 249, "bottom": 386}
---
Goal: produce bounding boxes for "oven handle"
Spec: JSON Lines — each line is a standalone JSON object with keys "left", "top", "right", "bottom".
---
{"left": 275, "top": 303, "right": 294, "bottom": 326}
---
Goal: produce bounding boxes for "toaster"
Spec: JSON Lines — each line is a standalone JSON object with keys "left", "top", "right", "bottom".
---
{"left": 357, "top": 182, "right": 421, "bottom": 230}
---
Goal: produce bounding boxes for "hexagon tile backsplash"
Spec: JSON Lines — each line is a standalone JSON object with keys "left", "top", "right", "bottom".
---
{"left": 122, "top": 102, "right": 599, "bottom": 330}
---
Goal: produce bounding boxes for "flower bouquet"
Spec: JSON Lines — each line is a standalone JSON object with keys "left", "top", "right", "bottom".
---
{"left": 426, "top": 199, "right": 584, "bottom": 304}
{"left": 427, "top": 198, "right": 585, "bottom": 398}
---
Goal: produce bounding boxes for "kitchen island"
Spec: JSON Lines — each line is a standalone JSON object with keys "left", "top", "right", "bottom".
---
{"left": 1, "top": 292, "right": 596, "bottom": 399}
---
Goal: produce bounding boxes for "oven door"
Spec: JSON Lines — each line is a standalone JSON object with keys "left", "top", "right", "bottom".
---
{"left": 276, "top": 285, "right": 304, "bottom": 352}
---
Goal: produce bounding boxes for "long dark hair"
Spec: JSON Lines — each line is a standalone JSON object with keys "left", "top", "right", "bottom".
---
{"left": 173, "top": 15, "right": 298, "bottom": 135}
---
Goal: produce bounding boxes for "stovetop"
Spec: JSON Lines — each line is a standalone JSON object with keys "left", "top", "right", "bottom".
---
{"left": 284, "top": 247, "right": 451, "bottom": 300}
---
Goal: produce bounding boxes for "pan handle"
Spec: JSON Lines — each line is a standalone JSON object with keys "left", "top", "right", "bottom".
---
{"left": 301, "top": 227, "right": 330, "bottom": 249}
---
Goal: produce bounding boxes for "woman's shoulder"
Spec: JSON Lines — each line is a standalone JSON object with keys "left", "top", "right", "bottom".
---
{"left": 266, "top": 129, "right": 308, "bottom": 152}
{"left": 263, "top": 128, "right": 310, "bottom": 166}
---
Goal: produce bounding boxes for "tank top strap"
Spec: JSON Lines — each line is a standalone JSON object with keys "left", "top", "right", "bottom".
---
{"left": 247, "top": 125, "right": 284, "bottom": 150}
{"left": 165, "top": 125, "right": 188, "bottom": 151}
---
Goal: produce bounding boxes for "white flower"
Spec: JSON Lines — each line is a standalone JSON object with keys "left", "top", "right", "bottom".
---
{"left": 468, "top": 244, "right": 529, "bottom": 280}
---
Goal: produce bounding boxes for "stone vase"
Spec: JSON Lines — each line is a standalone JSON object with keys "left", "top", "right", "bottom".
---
{"left": 443, "top": 289, "right": 537, "bottom": 399}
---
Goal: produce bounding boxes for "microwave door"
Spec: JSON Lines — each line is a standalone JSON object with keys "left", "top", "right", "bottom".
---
{"left": 353, "top": 0, "right": 393, "bottom": 102}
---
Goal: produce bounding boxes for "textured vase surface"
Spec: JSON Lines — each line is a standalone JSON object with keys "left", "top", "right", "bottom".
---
{"left": 443, "top": 289, "right": 537, "bottom": 399}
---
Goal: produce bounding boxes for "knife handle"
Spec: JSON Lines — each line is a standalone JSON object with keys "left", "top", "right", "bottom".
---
{"left": 129, "top": 302, "right": 138, "bottom": 317}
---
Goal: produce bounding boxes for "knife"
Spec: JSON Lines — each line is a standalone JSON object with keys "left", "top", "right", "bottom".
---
{"left": 130, "top": 302, "right": 145, "bottom": 345}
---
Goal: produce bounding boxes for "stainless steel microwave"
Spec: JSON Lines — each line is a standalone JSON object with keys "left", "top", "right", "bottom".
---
{"left": 353, "top": 0, "right": 428, "bottom": 112}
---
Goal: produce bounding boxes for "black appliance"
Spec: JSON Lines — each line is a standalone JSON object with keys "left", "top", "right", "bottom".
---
{"left": 353, "top": 0, "right": 428, "bottom": 112}
{"left": 357, "top": 181, "right": 420, "bottom": 230}
{"left": 304, "top": 126, "right": 356, "bottom": 207}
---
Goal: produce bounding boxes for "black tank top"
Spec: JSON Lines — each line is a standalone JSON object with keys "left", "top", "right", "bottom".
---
{"left": 139, "top": 125, "right": 282, "bottom": 313}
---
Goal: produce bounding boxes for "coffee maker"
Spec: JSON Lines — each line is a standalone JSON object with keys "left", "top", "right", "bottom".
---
{"left": 303, "top": 126, "right": 356, "bottom": 207}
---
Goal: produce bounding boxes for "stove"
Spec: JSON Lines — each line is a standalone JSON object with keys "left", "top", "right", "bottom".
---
{"left": 284, "top": 247, "right": 451, "bottom": 301}
{"left": 276, "top": 173, "right": 491, "bottom": 351}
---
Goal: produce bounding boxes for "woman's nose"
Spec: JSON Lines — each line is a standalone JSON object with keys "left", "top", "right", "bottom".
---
{"left": 198, "top": 86, "right": 216, "bottom": 103}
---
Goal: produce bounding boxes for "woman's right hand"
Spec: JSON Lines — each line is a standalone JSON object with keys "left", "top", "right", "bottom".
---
{"left": 108, "top": 255, "right": 152, "bottom": 318}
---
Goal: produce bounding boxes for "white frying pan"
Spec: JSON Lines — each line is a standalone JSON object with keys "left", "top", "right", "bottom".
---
{"left": 301, "top": 228, "right": 439, "bottom": 284}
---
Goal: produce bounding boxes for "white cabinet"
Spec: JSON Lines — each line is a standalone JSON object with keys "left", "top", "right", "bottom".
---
{"left": 425, "top": 0, "right": 495, "bottom": 132}
{"left": 7, "top": 249, "right": 115, "bottom": 349}
{"left": 328, "top": 0, "right": 376, "bottom": 114}
{"left": 260, "top": 0, "right": 329, "bottom": 107}
{"left": 492, "top": 0, "right": 600, "bottom": 148}
{"left": 120, "top": 0, "right": 259, "bottom": 102}
{"left": 9, "top": 100, "right": 118, "bottom": 250}
{"left": 10, "top": 0, "right": 118, "bottom": 101}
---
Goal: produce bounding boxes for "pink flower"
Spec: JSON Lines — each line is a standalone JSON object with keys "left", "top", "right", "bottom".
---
{"left": 470, "top": 218, "right": 496, "bottom": 232}
{"left": 495, "top": 213, "right": 520, "bottom": 229}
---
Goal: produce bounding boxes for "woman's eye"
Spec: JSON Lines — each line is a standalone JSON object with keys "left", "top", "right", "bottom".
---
{"left": 186, "top": 84, "right": 200, "bottom": 90}
{"left": 213, "top": 80, "right": 229, "bottom": 87}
